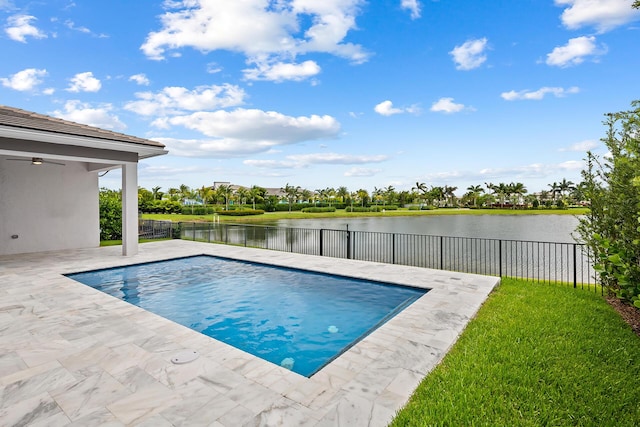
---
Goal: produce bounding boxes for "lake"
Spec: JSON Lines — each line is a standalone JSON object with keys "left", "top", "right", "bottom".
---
{"left": 263, "top": 214, "right": 582, "bottom": 243}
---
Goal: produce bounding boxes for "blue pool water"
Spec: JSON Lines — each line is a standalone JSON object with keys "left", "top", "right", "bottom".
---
{"left": 66, "top": 255, "right": 427, "bottom": 377}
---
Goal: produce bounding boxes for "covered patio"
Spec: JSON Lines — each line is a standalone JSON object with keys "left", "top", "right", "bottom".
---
{"left": 0, "top": 105, "right": 167, "bottom": 256}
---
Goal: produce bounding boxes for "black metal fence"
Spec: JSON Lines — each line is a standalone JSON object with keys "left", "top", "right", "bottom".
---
{"left": 138, "top": 220, "right": 598, "bottom": 289}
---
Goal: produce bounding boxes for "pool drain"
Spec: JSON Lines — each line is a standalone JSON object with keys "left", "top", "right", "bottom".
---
{"left": 171, "top": 350, "right": 199, "bottom": 364}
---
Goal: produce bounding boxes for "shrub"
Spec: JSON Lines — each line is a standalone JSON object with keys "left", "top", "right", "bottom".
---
{"left": 217, "top": 209, "right": 265, "bottom": 216}
{"left": 301, "top": 207, "right": 336, "bottom": 213}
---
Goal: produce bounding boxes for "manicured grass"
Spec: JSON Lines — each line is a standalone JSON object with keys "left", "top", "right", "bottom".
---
{"left": 141, "top": 207, "right": 588, "bottom": 223}
{"left": 99, "top": 238, "right": 170, "bottom": 246}
{"left": 390, "top": 278, "right": 640, "bottom": 426}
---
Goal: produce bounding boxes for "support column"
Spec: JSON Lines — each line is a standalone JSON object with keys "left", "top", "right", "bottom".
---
{"left": 122, "top": 162, "right": 138, "bottom": 256}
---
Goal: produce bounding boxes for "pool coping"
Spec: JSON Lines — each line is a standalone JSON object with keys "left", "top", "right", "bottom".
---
{"left": 0, "top": 240, "right": 500, "bottom": 426}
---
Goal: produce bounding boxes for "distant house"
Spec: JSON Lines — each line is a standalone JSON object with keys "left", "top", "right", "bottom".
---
{"left": 0, "top": 105, "right": 167, "bottom": 256}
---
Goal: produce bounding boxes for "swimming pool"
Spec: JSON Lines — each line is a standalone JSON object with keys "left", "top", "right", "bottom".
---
{"left": 66, "top": 255, "right": 428, "bottom": 377}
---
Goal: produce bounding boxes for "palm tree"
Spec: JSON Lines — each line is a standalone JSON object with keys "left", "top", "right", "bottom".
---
{"left": 466, "top": 184, "right": 484, "bottom": 207}
{"left": 384, "top": 185, "right": 396, "bottom": 206}
{"left": 443, "top": 185, "right": 458, "bottom": 207}
{"left": 248, "top": 185, "right": 266, "bottom": 209}
{"left": 216, "top": 184, "right": 232, "bottom": 210}
{"left": 336, "top": 186, "right": 349, "bottom": 204}
{"left": 509, "top": 182, "right": 528, "bottom": 207}
{"left": 548, "top": 182, "right": 560, "bottom": 202}
{"left": 372, "top": 187, "right": 384, "bottom": 205}
{"left": 356, "top": 189, "right": 369, "bottom": 207}
{"left": 282, "top": 183, "right": 301, "bottom": 212}
{"left": 557, "top": 178, "right": 576, "bottom": 203}
{"left": 198, "top": 185, "right": 213, "bottom": 212}
{"left": 179, "top": 184, "right": 190, "bottom": 203}
{"left": 300, "top": 189, "right": 313, "bottom": 204}
{"left": 151, "top": 186, "right": 163, "bottom": 200}
{"left": 235, "top": 187, "right": 250, "bottom": 209}
{"left": 430, "top": 186, "right": 445, "bottom": 207}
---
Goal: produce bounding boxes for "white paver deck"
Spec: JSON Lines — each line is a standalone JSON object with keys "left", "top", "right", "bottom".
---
{"left": 0, "top": 240, "right": 499, "bottom": 426}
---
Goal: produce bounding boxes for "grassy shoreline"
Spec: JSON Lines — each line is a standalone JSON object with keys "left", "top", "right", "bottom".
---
{"left": 142, "top": 207, "right": 588, "bottom": 223}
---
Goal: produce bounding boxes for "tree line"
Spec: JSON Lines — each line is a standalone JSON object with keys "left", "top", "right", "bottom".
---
{"left": 130, "top": 178, "right": 585, "bottom": 212}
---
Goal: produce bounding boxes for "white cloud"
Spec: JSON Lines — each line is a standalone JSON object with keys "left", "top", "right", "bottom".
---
{"left": 430, "top": 97, "right": 471, "bottom": 114}
{"left": 449, "top": 38, "right": 488, "bottom": 71}
{"left": 374, "top": 100, "right": 420, "bottom": 116}
{"left": 50, "top": 100, "right": 127, "bottom": 130}
{"left": 244, "top": 153, "right": 387, "bottom": 169}
{"left": 5, "top": 14, "right": 46, "bottom": 42}
{"left": 375, "top": 100, "right": 403, "bottom": 116}
{"left": 153, "top": 108, "right": 341, "bottom": 158}
{"left": 243, "top": 60, "right": 321, "bottom": 82}
{"left": 559, "top": 140, "right": 600, "bottom": 152}
{"left": 286, "top": 153, "right": 388, "bottom": 164}
{"left": 344, "top": 167, "right": 383, "bottom": 177}
{"left": 0, "top": 68, "right": 46, "bottom": 91}
{"left": 124, "top": 84, "right": 246, "bottom": 116}
{"left": 501, "top": 86, "right": 580, "bottom": 101}
{"left": 129, "top": 73, "right": 150, "bottom": 86}
{"left": 401, "top": 0, "right": 421, "bottom": 19}
{"left": 555, "top": 0, "right": 640, "bottom": 32}
{"left": 207, "top": 62, "right": 222, "bottom": 74}
{"left": 140, "top": 0, "right": 368, "bottom": 65}
{"left": 546, "top": 36, "right": 605, "bottom": 67}
{"left": 64, "top": 20, "right": 90, "bottom": 34}
{"left": 66, "top": 72, "right": 101, "bottom": 92}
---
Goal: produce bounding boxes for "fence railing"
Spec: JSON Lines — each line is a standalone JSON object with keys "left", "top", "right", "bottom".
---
{"left": 140, "top": 220, "right": 597, "bottom": 289}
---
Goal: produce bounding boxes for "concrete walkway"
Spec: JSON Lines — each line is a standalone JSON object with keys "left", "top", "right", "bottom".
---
{"left": 0, "top": 240, "right": 499, "bottom": 426}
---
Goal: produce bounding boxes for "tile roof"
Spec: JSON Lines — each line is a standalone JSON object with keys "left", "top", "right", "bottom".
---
{"left": 0, "top": 105, "right": 165, "bottom": 148}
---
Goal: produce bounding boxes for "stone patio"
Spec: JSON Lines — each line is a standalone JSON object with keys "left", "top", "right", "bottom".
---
{"left": 0, "top": 240, "right": 499, "bottom": 426}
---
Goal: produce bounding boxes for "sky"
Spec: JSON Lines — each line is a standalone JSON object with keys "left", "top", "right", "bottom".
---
{"left": 1, "top": 0, "right": 639, "bottom": 196}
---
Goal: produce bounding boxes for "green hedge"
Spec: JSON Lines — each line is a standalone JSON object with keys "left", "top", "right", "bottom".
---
{"left": 301, "top": 207, "right": 336, "bottom": 213}
{"left": 217, "top": 209, "right": 265, "bottom": 216}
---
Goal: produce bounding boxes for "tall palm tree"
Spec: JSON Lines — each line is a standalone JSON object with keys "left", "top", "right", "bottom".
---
{"left": 466, "top": 184, "right": 484, "bottom": 207}
{"left": 509, "top": 182, "right": 528, "bottom": 207}
{"left": 198, "top": 185, "right": 213, "bottom": 212}
{"left": 557, "top": 178, "right": 576, "bottom": 203}
{"left": 282, "top": 183, "right": 301, "bottom": 212}
{"left": 384, "top": 185, "right": 396, "bottom": 206}
{"left": 151, "top": 186, "right": 163, "bottom": 200}
{"left": 249, "top": 185, "right": 265, "bottom": 209}
{"left": 356, "top": 188, "right": 369, "bottom": 207}
{"left": 235, "top": 187, "right": 250, "bottom": 209}
{"left": 216, "top": 184, "right": 232, "bottom": 210}
{"left": 336, "top": 186, "right": 349, "bottom": 203}
{"left": 443, "top": 185, "right": 458, "bottom": 207}
{"left": 179, "top": 184, "right": 190, "bottom": 202}
{"left": 548, "top": 182, "right": 560, "bottom": 202}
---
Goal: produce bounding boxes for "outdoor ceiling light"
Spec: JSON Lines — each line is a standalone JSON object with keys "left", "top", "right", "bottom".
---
{"left": 32, "top": 157, "right": 43, "bottom": 165}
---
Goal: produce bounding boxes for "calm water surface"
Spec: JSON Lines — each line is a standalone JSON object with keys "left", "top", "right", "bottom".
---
{"left": 267, "top": 214, "right": 581, "bottom": 243}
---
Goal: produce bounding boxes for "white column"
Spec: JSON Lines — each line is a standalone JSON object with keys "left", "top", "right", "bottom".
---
{"left": 122, "top": 162, "right": 138, "bottom": 256}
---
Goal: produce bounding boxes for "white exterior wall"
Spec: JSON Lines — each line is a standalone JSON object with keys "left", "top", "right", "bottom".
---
{"left": 0, "top": 157, "right": 99, "bottom": 256}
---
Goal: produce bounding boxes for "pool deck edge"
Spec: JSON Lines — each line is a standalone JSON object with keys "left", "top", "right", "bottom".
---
{"left": 0, "top": 240, "right": 499, "bottom": 426}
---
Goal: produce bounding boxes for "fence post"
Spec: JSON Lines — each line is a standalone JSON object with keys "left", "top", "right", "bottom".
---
{"left": 319, "top": 229, "right": 324, "bottom": 256}
{"left": 346, "top": 226, "right": 352, "bottom": 259}
{"left": 439, "top": 235, "right": 444, "bottom": 270}
{"left": 499, "top": 240, "right": 503, "bottom": 277}
{"left": 392, "top": 233, "right": 396, "bottom": 264}
{"left": 244, "top": 225, "right": 247, "bottom": 247}
{"left": 573, "top": 243, "right": 577, "bottom": 288}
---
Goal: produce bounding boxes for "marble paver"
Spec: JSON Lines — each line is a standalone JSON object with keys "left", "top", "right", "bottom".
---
{"left": 0, "top": 240, "right": 499, "bottom": 426}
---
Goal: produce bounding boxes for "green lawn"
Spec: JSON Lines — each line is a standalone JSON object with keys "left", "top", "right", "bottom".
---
{"left": 390, "top": 278, "right": 640, "bottom": 426}
{"left": 141, "top": 207, "right": 588, "bottom": 223}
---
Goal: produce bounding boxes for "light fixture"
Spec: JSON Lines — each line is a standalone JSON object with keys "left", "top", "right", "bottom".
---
{"left": 31, "top": 157, "right": 43, "bottom": 165}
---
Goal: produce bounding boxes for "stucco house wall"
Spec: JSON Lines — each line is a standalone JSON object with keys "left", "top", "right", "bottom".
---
{"left": 0, "top": 156, "right": 99, "bottom": 256}
{"left": 0, "top": 105, "right": 167, "bottom": 257}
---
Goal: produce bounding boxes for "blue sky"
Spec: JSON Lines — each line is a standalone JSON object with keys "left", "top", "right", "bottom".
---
{"left": 1, "top": 0, "right": 639, "bottom": 195}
